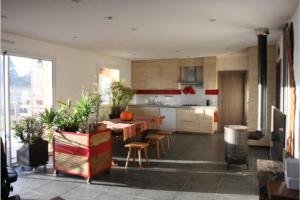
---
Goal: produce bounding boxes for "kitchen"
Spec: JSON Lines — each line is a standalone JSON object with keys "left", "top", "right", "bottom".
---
{"left": 128, "top": 57, "right": 219, "bottom": 134}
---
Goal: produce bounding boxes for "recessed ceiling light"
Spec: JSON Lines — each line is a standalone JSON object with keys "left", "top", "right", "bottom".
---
{"left": 71, "top": 0, "right": 81, "bottom": 3}
{"left": 131, "top": 28, "right": 138, "bottom": 31}
{"left": 209, "top": 18, "right": 216, "bottom": 22}
{"left": 104, "top": 16, "right": 114, "bottom": 20}
{"left": 72, "top": 36, "right": 78, "bottom": 39}
{"left": 1, "top": 39, "right": 15, "bottom": 44}
{"left": 1, "top": 15, "right": 7, "bottom": 19}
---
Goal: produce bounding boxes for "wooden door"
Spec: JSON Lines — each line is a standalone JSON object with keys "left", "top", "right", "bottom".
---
{"left": 219, "top": 71, "right": 246, "bottom": 131}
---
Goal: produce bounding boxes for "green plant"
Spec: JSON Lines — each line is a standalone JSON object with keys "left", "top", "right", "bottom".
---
{"left": 110, "top": 81, "right": 134, "bottom": 117}
{"left": 37, "top": 83, "right": 102, "bottom": 134}
{"left": 74, "top": 92, "right": 94, "bottom": 132}
{"left": 39, "top": 108, "right": 58, "bottom": 143}
{"left": 54, "top": 99, "right": 81, "bottom": 132}
{"left": 39, "top": 108, "right": 58, "bottom": 128}
{"left": 73, "top": 86, "right": 102, "bottom": 132}
{"left": 13, "top": 117, "right": 44, "bottom": 144}
{"left": 54, "top": 87, "right": 102, "bottom": 133}
{"left": 82, "top": 83, "right": 102, "bottom": 123}
{"left": 90, "top": 89, "right": 102, "bottom": 123}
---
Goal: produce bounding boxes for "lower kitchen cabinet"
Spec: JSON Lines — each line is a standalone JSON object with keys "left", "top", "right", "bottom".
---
{"left": 176, "top": 107, "right": 217, "bottom": 134}
{"left": 127, "top": 105, "right": 217, "bottom": 133}
{"left": 176, "top": 108, "right": 200, "bottom": 132}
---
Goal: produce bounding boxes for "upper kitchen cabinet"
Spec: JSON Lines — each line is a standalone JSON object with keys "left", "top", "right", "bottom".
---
{"left": 131, "top": 62, "right": 147, "bottom": 89}
{"left": 145, "top": 61, "right": 162, "bottom": 89}
{"left": 203, "top": 57, "right": 217, "bottom": 89}
{"left": 180, "top": 57, "right": 203, "bottom": 67}
{"left": 161, "top": 59, "right": 180, "bottom": 89}
{"left": 131, "top": 59, "right": 180, "bottom": 90}
{"left": 131, "top": 57, "right": 216, "bottom": 90}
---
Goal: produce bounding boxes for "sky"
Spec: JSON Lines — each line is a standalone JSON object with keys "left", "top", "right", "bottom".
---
{"left": 10, "top": 55, "right": 51, "bottom": 76}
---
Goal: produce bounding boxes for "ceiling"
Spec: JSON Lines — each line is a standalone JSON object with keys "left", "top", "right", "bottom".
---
{"left": 1, "top": 0, "right": 299, "bottom": 60}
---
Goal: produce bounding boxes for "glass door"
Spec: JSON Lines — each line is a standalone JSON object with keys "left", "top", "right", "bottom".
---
{"left": 0, "top": 55, "right": 6, "bottom": 158}
{"left": 1, "top": 53, "right": 54, "bottom": 165}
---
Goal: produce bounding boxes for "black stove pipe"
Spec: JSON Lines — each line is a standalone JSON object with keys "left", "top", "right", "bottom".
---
{"left": 257, "top": 32, "right": 268, "bottom": 136}
{"left": 257, "top": 29, "right": 270, "bottom": 139}
{"left": 248, "top": 28, "right": 269, "bottom": 140}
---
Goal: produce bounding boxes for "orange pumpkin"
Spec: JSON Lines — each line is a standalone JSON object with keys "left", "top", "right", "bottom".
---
{"left": 120, "top": 111, "right": 134, "bottom": 121}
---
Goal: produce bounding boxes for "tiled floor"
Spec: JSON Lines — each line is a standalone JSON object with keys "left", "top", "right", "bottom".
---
{"left": 11, "top": 133, "right": 269, "bottom": 200}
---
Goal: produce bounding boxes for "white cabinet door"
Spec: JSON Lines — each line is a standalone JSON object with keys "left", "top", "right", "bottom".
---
{"left": 160, "top": 107, "right": 176, "bottom": 131}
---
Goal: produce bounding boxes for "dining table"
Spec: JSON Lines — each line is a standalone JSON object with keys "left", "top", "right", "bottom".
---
{"left": 101, "top": 115, "right": 164, "bottom": 166}
{"left": 101, "top": 115, "right": 164, "bottom": 141}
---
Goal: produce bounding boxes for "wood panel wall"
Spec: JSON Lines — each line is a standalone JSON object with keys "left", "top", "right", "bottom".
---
{"left": 247, "top": 45, "right": 276, "bottom": 146}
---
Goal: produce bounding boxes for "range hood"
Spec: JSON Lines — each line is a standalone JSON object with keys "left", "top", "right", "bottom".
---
{"left": 178, "top": 66, "right": 203, "bottom": 85}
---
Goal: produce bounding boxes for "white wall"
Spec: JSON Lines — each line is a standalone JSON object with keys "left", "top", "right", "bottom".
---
{"left": 1, "top": 32, "right": 131, "bottom": 104}
{"left": 134, "top": 87, "right": 218, "bottom": 106}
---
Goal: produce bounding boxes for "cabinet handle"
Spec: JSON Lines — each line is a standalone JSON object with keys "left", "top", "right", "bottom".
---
{"left": 182, "top": 120, "right": 192, "bottom": 122}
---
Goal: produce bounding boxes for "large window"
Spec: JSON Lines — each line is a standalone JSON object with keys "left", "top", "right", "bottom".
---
{"left": 99, "top": 67, "right": 120, "bottom": 104}
{"left": 0, "top": 53, "right": 53, "bottom": 164}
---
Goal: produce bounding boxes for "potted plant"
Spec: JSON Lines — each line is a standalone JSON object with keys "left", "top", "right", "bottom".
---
{"left": 86, "top": 86, "right": 107, "bottom": 132}
{"left": 13, "top": 117, "right": 48, "bottom": 171}
{"left": 51, "top": 86, "right": 112, "bottom": 183}
{"left": 74, "top": 88, "right": 104, "bottom": 133}
{"left": 110, "top": 81, "right": 135, "bottom": 119}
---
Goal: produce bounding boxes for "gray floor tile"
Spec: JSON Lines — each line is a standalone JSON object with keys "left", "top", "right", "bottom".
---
{"left": 181, "top": 173, "right": 222, "bottom": 193}
{"left": 60, "top": 184, "right": 109, "bottom": 200}
{"left": 11, "top": 176, "right": 52, "bottom": 196}
{"left": 21, "top": 180, "right": 80, "bottom": 200}
{"left": 137, "top": 189, "right": 178, "bottom": 200}
{"left": 174, "top": 191, "right": 215, "bottom": 200}
{"left": 93, "top": 190, "right": 137, "bottom": 200}
{"left": 215, "top": 193, "right": 259, "bottom": 200}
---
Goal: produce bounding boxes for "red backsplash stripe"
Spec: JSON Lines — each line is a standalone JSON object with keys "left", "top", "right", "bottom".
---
{"left": 136, "top": 90, "right": 181, "bottom": 95}
{"left": 205, "top": 89, "right": 219, "bottom": 95}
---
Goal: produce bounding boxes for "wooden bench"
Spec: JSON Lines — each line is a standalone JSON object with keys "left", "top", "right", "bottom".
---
{"left": 125, "top": 142, "right": 149, "bottom": 168}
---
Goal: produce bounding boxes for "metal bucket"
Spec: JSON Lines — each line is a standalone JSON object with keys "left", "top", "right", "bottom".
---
{"left": 224, "top": 125, "right": 248, "bottom": 169}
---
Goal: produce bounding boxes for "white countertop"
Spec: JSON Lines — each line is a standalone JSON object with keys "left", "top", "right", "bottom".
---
{"left": 128, "top": 104, "right": 217, "bottom": 109}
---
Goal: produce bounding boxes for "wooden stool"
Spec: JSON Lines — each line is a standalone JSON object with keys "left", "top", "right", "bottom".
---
{"left": 125, "top": 142, "right": 149, "bottom": 168}
{"left": 157, "top": 130, "right": 174, "bottom": 151}
{"left": 145, "top": 134, "right": 165, "bottom": 158}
